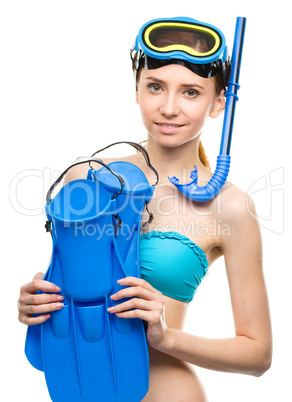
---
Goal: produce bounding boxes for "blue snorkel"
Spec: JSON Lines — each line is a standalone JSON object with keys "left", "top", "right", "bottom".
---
{"left": 168, "top": 17, "right": 247, "bottom": 202}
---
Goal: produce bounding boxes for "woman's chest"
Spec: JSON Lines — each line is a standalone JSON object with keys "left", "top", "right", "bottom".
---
{"left": 141, "top": 183, "right": 222, "bottom": 253}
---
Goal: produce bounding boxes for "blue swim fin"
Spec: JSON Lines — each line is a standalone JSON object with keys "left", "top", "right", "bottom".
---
{"left": 25, "top": 145, "right": 159, "bottom": 402}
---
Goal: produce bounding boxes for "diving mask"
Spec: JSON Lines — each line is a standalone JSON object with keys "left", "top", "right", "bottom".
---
{"left": 131, "top": 16, "right": 230, "bottom": 85}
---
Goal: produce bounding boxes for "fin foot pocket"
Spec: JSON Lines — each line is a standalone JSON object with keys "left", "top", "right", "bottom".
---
{"left": 51, "top": 304, "right": 71, "bottom": 339}
{"left": 76, "top": 302, "right": 105, "bottom": 342}
{"left": 113, "top": 312, "right": 133, "bottom": 333}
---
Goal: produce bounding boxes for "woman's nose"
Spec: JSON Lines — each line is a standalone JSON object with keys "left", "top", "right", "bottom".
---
{"left": 160, "top": 94, "right": 180, "bottom": 117}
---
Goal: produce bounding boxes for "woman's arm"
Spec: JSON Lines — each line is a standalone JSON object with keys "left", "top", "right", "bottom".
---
{"left": 155, "top": 188, "right": 273, "bottom": 376}
{"left": 110, "top": 187, "right": 272, "bottom": 377}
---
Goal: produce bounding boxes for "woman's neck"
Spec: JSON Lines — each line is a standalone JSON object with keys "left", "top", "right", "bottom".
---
{"left": 144, "top": 134, "right": 204, "bottom": 181}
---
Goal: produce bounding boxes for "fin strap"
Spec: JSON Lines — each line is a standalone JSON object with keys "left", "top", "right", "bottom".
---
{"left": 46, "top": 157, "right": 125, "bottom": 205}
{"left": 142, "top": 201, "right": 154, "bottom": 228}
{"left": 91, "top": 141, "right": 159, "bottom": 186}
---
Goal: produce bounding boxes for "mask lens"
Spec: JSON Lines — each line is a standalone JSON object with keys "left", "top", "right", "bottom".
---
{"left": 144, "top": 22, "right": 222, "bottom": 57}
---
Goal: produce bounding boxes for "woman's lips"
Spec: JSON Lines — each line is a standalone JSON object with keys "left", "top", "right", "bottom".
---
{"left": 155, "top": 122, "right": 184, "bottom": 133}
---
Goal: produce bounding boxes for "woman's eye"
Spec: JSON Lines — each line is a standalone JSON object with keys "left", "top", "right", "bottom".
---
{"left": 185, "top": 89, "right": 199, "bottom": 97}
{"left": 149, "top": 84, "right": 162, "bottom": 92}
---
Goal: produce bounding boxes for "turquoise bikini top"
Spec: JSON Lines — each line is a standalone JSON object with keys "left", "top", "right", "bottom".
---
{"left": 139, "top": 231, "right": 209, "bottom": 303}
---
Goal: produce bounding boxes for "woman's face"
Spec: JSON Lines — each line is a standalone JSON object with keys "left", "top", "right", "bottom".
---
{"left": 136, "top": 64, "right": 225, "bottom": 148}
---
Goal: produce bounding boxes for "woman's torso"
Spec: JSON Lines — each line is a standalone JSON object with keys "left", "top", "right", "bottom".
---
{"left": 141, "top": 295, "right": 207, "bottom": 402}
{"left": 131, "top": 152, "right": 224, "bottom": 401}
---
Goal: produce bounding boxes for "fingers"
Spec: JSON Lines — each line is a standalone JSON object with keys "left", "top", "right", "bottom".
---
{"left": 20, "top": 313, "right": 52, "bottom": 326}
{"left": 110, "top": 277, "right": 163, "bottom": 303}
{"left": 21, "top": 300, "right": 64, "bottom": 317}
{"left": 18, "top": 287, "right": 63, "bottom": 310}
{"left": 33, "top": 272, "right": 45, "bottom": 280}
{"left": 108, "top": 297, "right": 163, "bottom": 325}
{"left": 18, "top": 273, "right": 64, "bottom": 326}
{"left": 110, "top": 285, "right": 156, "bottom": 302}
{"left": 24, "top": 278, "right": 61, "bottom": 295}
{"left": 18, "top": 294, "right": 64, "bottom": 325}
{"left": 115, "top": 277, "right": 162, "bottom": 297}
{"left": 25, "top": 292, "right": 64, "bottom": 306}
{"left": 107, "top": 277, "right": 165, "bottom": 325}
{"left": 115, "top": 308, "right": 160, "bottom": 324}
{"left": 108, "top": 297, "right": 153, "bottom": 313}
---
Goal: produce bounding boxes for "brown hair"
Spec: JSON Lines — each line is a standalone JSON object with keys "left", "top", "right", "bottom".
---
{"left": 132, "top": 29, "right": 228, "bottom": 170}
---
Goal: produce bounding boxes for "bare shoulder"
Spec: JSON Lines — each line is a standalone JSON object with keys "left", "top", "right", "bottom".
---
{"left": 219, "top": 181, "right": 257, "bottom": 225}
{"left": 216, "top": 183, "right": 262, "bottom": 274}
{"left": 63, "top": 152, "right": 150, "bottom": 184}
{"left": 216, "top": 181, "right": 262, "bottom": 256}
{"left": 63, "top": 157, "right": 119, "bottom": 184}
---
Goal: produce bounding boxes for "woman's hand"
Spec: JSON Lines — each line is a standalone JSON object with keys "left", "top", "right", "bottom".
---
{"left": 107, "top": 277, "right": 168, "bottom": 349}
{"left": 18, "top": 272, "right": 64, "bottom": 326}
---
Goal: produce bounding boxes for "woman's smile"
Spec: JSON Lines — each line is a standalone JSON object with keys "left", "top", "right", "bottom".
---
{"left": 155, "top": 122, "right": 185, "bottom": 134}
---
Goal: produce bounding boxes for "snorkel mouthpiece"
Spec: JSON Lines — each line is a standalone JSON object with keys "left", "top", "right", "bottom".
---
{"left": 168, "top": 17, "right": 246, "bottom": 202}
{"left": 168, "top": 155, "right": 231, "bottom": 202}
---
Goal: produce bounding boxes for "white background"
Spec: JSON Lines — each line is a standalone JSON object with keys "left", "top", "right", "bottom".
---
{"left": 1, "top": 1, "right": 290, "bottom": 401}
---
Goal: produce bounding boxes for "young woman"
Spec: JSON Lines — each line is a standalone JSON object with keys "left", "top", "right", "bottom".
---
{"left": 18, "top": 17, "right": 272, "bottom": 401}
